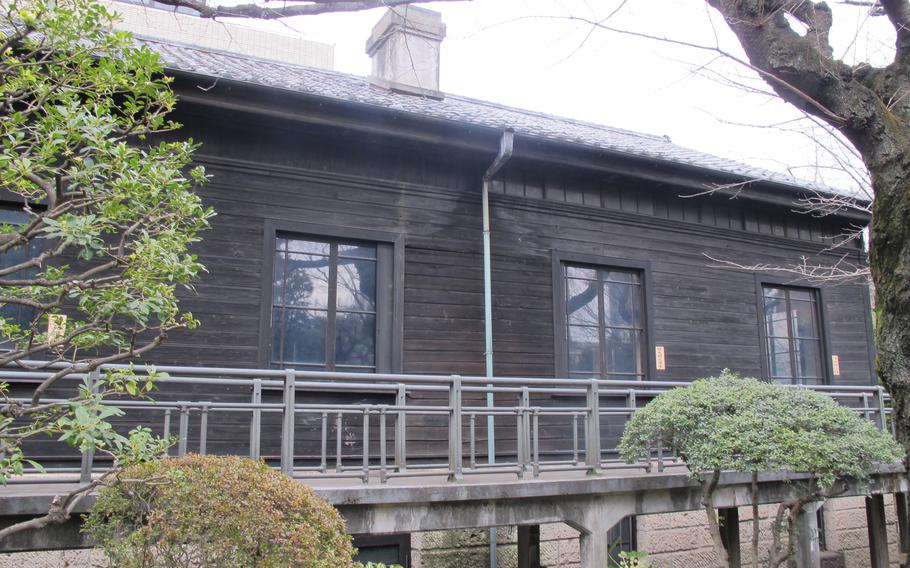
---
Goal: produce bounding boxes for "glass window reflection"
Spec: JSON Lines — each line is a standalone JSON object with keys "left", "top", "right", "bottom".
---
{"left": 762, "top": 285, "right": 824, "bottom": 384}
{"left": 271, "top": 236, "right": 377, "bottom": 372}
{"left": 564, "top": 264, "right": 645, "bottom": 380}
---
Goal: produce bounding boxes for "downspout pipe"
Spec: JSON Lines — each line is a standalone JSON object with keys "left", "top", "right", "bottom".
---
{"left": 482, "top": 130, "right": 514, "bottom": 568}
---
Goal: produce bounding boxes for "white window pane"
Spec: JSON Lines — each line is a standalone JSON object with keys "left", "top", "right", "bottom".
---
{"left": 336, "top": 259, "right": 376, "bottom": 312}
{"left": 285, "top": 253, "right": 330, "bottom": 309}
{"left": 568, "top": 325, "right": 600, "bottom": 373}
{"left": 566, "top": 278, "right": 599, "bottom": 325}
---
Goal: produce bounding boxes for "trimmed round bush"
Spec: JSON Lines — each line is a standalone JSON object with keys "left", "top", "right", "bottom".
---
{"left": 85, "top": 454, "right": 356, "bottom": 568}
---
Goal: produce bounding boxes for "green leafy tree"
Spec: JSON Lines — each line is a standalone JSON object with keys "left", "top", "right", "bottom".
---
{"left": 86, "top": 454, "right": 358, "bottom": 568}
{"left": 620, "top": 371, "right": 902, "bottom": 568}
{"left": 0, "top": 0, "right": 211, "bottom": 540}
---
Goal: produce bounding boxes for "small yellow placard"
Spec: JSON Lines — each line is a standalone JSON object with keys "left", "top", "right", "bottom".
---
{"left": 47, "top": 314, "right": 67, "bottom": 342}
{"left": 655, "top": 346, "right": 666, "bottom": 371}
{"left": 831, "top": 355, "right": 841, "bottom": 376}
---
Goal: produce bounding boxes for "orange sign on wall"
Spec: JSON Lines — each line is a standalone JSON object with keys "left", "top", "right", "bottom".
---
{"left": 655, "top": 346, "right": 666, "bottom": 371}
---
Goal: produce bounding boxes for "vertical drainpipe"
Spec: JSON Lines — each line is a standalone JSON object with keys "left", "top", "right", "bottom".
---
{"left": 482, "top": 130, "right": 514, "bottom": 568}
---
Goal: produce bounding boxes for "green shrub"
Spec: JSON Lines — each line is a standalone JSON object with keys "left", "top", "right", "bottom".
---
{"left": 619, "top": 370, "right": 901, "bottom": 486}
{"left": 85, "top": 454, "right": 356, "bottom": 568}
{"left": 619, "top": 370, "right": 902, "bottom": 568}
{"left": 611, "top": 551, "right": 655, "bottom": 568}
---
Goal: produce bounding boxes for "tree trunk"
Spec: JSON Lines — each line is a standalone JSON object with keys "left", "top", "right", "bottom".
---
{"left": 869, "top": 155, "right": 910, "bottom": 462}
{"left": 706, "top": 0, "right": 910, "bottom": 479}
{"left": 703, "top": 470, "right": 732, "bottom": 568}
{"left": 752, "top": 471, "right": 760, "bottom": 568}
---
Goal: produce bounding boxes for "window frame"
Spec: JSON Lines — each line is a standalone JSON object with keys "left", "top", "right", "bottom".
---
{"left": 755, "top": 275, "right": 833, "bottom": 385}
{"left": 352, "top": 533, "right": 411, "bottom": 567}
{"left": 552, "top": 252, "right": 656, "bottom": 380}
{"left": 259, "top": 220, "right": 404, "bottom": 372}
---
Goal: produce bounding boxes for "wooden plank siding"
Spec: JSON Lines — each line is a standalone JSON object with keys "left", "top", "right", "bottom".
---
{"left": 10, "top": 101, "right": 875, "bottom": 464}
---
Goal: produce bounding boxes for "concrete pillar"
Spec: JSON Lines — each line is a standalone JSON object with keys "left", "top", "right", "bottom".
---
{"left": 579, "top": 528, "right": 610, "bottom": 568}
{"left": 794, "top": 502, "right": 822, "bottom": 568}
{"left": 866, "top": 494, "right": 890, "bottom": 568}
{"left": 719, "top": 507, "right": 741, "bottom": 568}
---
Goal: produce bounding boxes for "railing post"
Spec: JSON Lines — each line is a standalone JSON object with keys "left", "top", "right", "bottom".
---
{"left": 470, "top": 413, "right": 477, "bottom": 470}
{"left": 163, "top": 408, "right": 172, "bottom": 454}
{"left": 80, "top": 370, "right": 101, "bottom": 483}
{"left": 177, "top": 403, "right": 189, "bottom": 456}
{"left": 875, "top": 387, "right": 887, "bottom": 431}
{"left": 395, "top": 383, "right": 407, "bottom": 472}
{"left": 448, "top": 375, "right": 463, "bottom": 482}
{"left": 515, "top": 409, "right": 525, "bottom": 479}
{"left": 518, "top": 387, "right": 530, "bottom": 478}
{"left": 320, "top": 412, "right": 328, "bottom": 473}
{"left": 532, "top": 408, "right": 540, "bottom": 479}
{"left": 362, "top": 406, "right": 371, "bottom": 484}
{"left": 585, "top": 379, "right": 602, "bottom": 475}
{"left": 199, "top": 403, "right": 209, "bottom": 455}
{"left": 572, "top": 413, "right": 579, "bottom": 466}
{"left": 280, "top": 369, "right": 296, "bottom": 476}
{"left": 379, "top": 407, "right": 388, "bottom": 484}
{"left": 249, "top": 378, "right": 262, "bottom": 461}
{"left": 335, "top": 412, "right": 343, "bottom": 473}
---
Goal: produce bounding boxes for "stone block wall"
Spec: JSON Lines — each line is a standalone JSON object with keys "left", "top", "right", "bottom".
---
{"left": 411, "top": 527, "right": 518, "bottom": 568}
{"left": 823, "top": 496, "right": 901, "bottom": 568}
{"left": 539, "top": 523, "right": 581, "bottom": 568}
{"left": 639, "top": 496, "right": 903, "bottom": 568}
{"left": 0, "top": 549, "right": 99, "bottom": 568}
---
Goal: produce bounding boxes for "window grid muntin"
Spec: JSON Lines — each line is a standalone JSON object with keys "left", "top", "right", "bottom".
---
{"left": 565, "top": 263, "right": 645, "bottom": 380}
{"left": 271, "top": 236, "right": 377, "bottom": 371}
{"left": 762, "top": 285, "right": 824, "bottom": 384}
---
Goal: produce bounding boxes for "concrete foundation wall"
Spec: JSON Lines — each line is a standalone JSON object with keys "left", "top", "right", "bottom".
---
{"left": 0, "top": 497, "right": 902, "bottom": 568}
{"left": 410, "top": 495, "right": 904, "bottom": 568}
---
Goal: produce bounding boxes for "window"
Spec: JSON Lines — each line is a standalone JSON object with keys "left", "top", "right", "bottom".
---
{"left": 352, "top": 534, "right": 410, "bottom": 566}
{"left": 761, "top": 285, "right": 825, "bottom": 384}
{"left": 0, "top": 208, "right": 41, "bottom": 340}
{"left": 563, "top": 264, "right": 646, "bottom": 380}
{"left": 270, "top": 236, "right": 378, "bottom": 372}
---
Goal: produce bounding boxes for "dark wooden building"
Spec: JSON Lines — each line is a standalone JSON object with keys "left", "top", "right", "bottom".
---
{"left": 140, "top": 25, "right": 872, "bottom": 386}
{"left": 95, "top": 6, "right": 872, "bottom": 481}
{"left": 1, "top": 6, "right": 881, "bottom": 566}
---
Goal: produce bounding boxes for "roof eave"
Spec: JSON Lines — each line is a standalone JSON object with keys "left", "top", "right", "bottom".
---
{"left": 167, "top": 68, "right": 871, "bottom": 225}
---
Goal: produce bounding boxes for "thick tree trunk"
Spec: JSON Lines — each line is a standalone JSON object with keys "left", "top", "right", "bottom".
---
{"left": 703, "top": 470, "right": 732, "bottom": 568}
{"left": 870, "top": 154, "right": 910, "bottom": 459}
{"left": 707, "top": 0, "right": 910, "bottom": 473}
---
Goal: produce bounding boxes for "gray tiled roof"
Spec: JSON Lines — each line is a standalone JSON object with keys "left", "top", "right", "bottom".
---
{"left": 140, "top": 36, "right": 844, "bottom": 196}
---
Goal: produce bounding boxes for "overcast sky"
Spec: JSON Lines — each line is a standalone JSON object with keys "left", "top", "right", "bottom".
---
{"left": 240, "top": 0, "right": 895, "bottom": 194}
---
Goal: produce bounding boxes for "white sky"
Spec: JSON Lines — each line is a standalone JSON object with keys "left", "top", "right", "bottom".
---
{"left": 239, "top": 0, "right": 895, "bottom": 194}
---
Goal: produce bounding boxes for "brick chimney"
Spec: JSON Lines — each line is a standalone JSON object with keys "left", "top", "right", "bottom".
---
{"left": 366, "top": 6, "right": 446, "bottom": 98}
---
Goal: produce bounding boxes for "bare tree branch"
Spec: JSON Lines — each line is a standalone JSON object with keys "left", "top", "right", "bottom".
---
{"left": 704, "top": 253, "right": 869, "bottom": 284}
{"left": 155, "top": 0, "right": 466, "bottom": 19}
